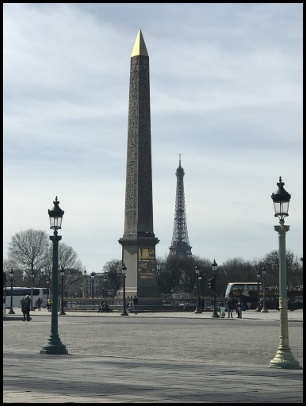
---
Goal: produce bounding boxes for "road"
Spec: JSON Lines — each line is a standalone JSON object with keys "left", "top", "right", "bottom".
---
{"left": 3, "top": 309, "right": 303, "bottom": 403}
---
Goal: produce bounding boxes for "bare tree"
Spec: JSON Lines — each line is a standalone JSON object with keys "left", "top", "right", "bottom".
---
{"left": 103, "top": 260, "right": 122, "bottom": 294}
{"left": 7, "top": 229, "right": 49, "bottom": 286}
{"left": 58, "top": 243, "right": 83, "bottom": 271}
{"left": 43, "top": 243, "right": 85, "bottom": 294}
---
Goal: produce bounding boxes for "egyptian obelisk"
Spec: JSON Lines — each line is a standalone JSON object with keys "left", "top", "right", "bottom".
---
{"left": 119, "top": 29, "right": 160, "bottom": 298}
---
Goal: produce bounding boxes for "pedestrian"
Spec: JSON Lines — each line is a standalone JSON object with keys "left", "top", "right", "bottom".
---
{"left": 236, "top": 298, "right": 243, "bottom": 318}
{"left": 226, "top": 297, "right": 234, "bottom": 318}
{"left": 98, "top": 301, "right": 104, "bottom": 312}
{"left": 20, "top": 297, "right": 25, "bottom": 314}
{"left": 98, "top": 301, "right": 110, "bottom": 312}
{"left": 199, "top": 297, "right": 205, "bottom": 311}
{"left": 22, "top": 295, "right": 31, "bottom": 321}
{"left": 36, "top": 297, "right": 42, "bottom": 311}
{"left": 47, "top": 298, "right": 51, "bottom": 311}
{"left": 132, "top": 295, "right": 139, "bottom": 314}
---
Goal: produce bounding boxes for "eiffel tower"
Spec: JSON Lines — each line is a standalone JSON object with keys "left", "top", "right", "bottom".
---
{"left": 169, "top": 155, "right": 192, "bottom": 257}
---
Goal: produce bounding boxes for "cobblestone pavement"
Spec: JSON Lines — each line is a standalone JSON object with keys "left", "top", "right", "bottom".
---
{"left": 3, "top": 309, "right": 303, "bottom": 403}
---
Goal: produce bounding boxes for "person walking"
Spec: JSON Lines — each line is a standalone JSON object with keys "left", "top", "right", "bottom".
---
{"left": 22, "top": 295, "right": 31, "bottom": 321}
{"left": 47, "top": 298, "right": 51, "bottom": 311}
{"left": 36, "top": 297, "right": 42, "bottom": 311}
{"left": 226, "top": 297, "right": 235, "bottom": 318}
{"left": 132, "top": 295, "right": 139, "bottom": 314}
{"left": 236, "top": 298, "right": 243, "bottom": 318}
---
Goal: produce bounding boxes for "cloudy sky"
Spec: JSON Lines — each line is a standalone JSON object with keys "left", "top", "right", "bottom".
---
{"left": 3, "top": 3, "right": 303, "bottom": 273}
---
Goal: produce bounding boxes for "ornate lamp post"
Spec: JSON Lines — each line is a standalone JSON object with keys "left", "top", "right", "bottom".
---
{"left": 30, "top": 269, "right": 35, "bottom": 311}
{"left": 261, "top": 267, "right": 268, "bottom": 313}
{"left": 194, "top": 266, "right": 202, "bottom": 314}
{"left": 269, "top": 177, "right": 300, "bottom": 369}
{"left": 3, "top": 272, "right": 7, "bottom": 316}
{"left": 103, "top": 274, "right": 107, "bottom": 298}
{"left": 59, "top": 268, "right": 66, "bottom": 315}
{"left": 120, "top": 265, "right": 128, "bottom": 316}
{"left": 211, "top": 259, "right": 219, "bottom": 318}
{"left": 83, "top": 270, "right": 87, "bottom": 298}
{"left": 8, "top": 268, "right": 15, "bottom": 314}
{"left": 256, "top": 270, "right": 261, "bottom": 311}
{"left": 40, "top": 196, "right": 68, "bottom": 355}
{"left": 90, "top": 272, "right": 96, "bottom": 306}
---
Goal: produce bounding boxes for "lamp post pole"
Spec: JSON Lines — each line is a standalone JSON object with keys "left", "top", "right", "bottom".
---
{"left": 46, "top": 277, "right": 50, "bottom": 311}
{"left": 30, "top": 270, "right": 35, "bottom": 311}
{"left": 256, "top": 270, "right": 261, "bottom": 311}
{"left": 103, "top": 274, "right": 107, "bottom": 298}
{"left": 8, "top": 268, "right": 15, "bottom": 314}
{"left": 194, "top": 266, "right": 202, "bottom": 314}
{"left": 211, "top": 259, "right": 220, "bottom": 318}
{"left": 121, "top": 265, "right": 129, "bottom": 316}
{"left": 83, "top": 270, "right": 87, "bottom": 298}
{"left": 3, "top": 273, "right": 7, "bottom": 316}
{"left": 59, "top": 269, "right": 66, "bottom": 315}
{"left": 40, "top": 196, "right": 68, "bottom": 355}
{"left": 261, "top": 267, "right": 268, "bottom": 313}
{"left": 269, "top": 177, "right": 300, "bottom": 369}
{"left": 90, "top": 272, "right": 95, "bottom": 308}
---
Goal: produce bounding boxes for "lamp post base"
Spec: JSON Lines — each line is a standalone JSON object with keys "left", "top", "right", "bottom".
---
{"left": 40, "top": 335, "right": 68, "bottom": 355}
{"left": 211, "top": 312, "right": 220, "bottom": 318}
{"left": 8, "top": 310, "right": 15, "bottom": 314}
{"left": 269, "top": 348, "right": 302, "bottom": 369}
{"left": 121, "top": 310, "right": 129, "bottom": 316}
{"left": 59, "top": 311, "right": 66, "bottom": 315}
{"left": 194, "top": 309, "right": 202, "bottom": 314}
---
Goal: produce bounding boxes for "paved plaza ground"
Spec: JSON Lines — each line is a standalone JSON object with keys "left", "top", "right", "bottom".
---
{"left": 3, "top": 308, "right": 303, "bottom": 403}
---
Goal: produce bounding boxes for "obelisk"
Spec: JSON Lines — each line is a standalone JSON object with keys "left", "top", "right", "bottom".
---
{"left": 119, "top": 29, "right": 160, "bottom": 298}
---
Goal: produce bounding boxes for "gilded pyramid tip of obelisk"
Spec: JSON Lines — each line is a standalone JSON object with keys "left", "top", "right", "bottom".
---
{"left": 131, "top": 29, "right": 149, "bottom": 57}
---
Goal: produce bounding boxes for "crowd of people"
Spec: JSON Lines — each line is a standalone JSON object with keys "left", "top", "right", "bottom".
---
{"left": 225, "top": 296, "right": 244, "bottom": 318}
{"left": 98, "top": 295, "right": 139, "bottom": 314}
{"left": 17, "top": 293, "right": 248, "bottom": 319}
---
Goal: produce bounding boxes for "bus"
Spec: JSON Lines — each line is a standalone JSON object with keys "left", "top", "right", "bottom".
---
{"left": 225, "top": 282, "right": 303, "bottom": 310}
{"left": 225, "top": 282, "right": 261, "bottom": 310}
{"left": 5, "top": 287, "right": 49, "bottom": 309}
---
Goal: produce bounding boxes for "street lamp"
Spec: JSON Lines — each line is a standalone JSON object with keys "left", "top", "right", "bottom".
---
{"left": 8, "top": 268, "right": 15, "bottom": 314}
{"left": 83, "top": 270, "right": 87, "bottom": 298}
{"left": 3, "top": 272, "right": 7, "bottom": 316}
{"left": 256, "top": 270, "right": 261, "bottom": 311}
{"left": 90, "top": 272, "right": 96, "bottom": 306}
{"left": 211, "top": 259, "right": 220, "bottom": 318}
{"left": 269, "top": 177, "right": 300, "bottom": 369}
{"left": 103, "top": 274, "right": 107, "bottom": 298}
{"left": 194, "top": 266, "right": 202, "bottom": 314}
{"left": 261, "top": 267, "right": 268, "bottom": 313}
{"left": 40, "top": 196, "right": 68, "bottom": 355}
{"left": 30, "top": 269, "right": 35, "bottom": 311}
{"left": 59, "top": 268, "right": 66, "bottom": 315}
{"left": 120, "top": 265, "right": 128, "bottom": 316}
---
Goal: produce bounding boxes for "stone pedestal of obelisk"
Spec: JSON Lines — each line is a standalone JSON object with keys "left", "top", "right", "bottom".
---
{"left": 119, "top": 30, "right": 160, "bottom": 298}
